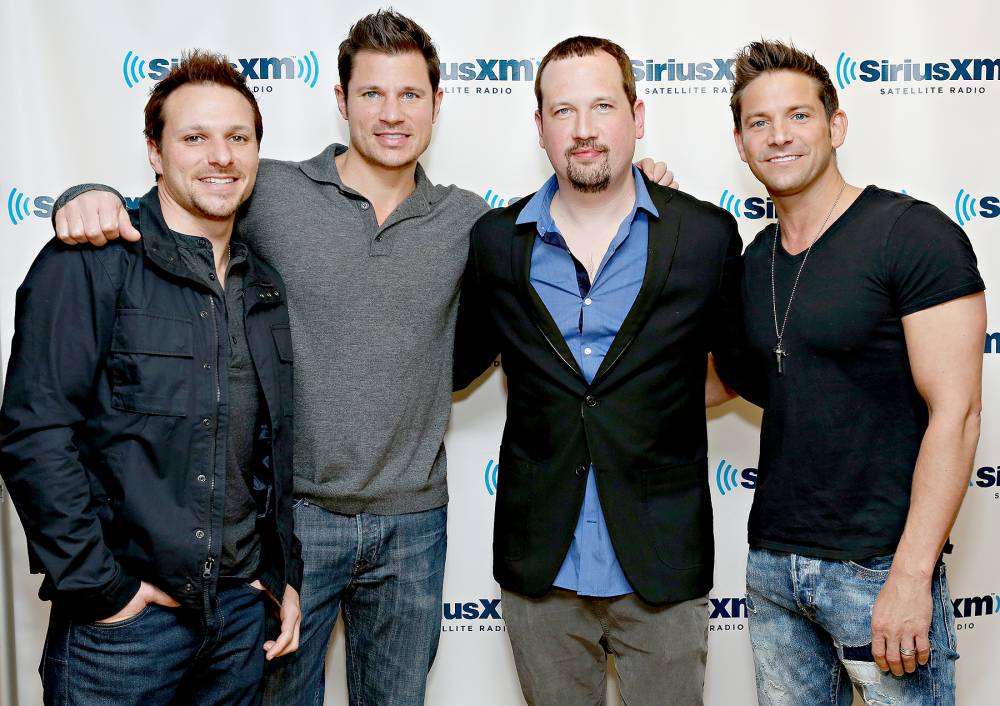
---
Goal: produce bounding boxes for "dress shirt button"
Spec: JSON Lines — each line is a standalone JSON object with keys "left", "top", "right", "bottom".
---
{"left": 195, "top": 529, "right": 205, "bottom": 539}
{"left": 575, "top": 465, "right": 587, "bottom": 478}
{"left": 208, "top": 273, "right": 216, "bottom": 281}
{"left": 585, "top": 395, "right": 598, "bottom": 407}
{"left": 583, "top": 347, "right": 592, "bottom": 356}
{"left": 584, "top": 297, "right": 593, "bottom": 306}
{"left": 360, "top": 201, "right": 370, "bottom": 210}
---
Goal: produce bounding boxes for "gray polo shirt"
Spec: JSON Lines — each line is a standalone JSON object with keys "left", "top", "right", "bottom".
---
{"left": 238, "top": 144, "right": 488, "bottom": 515}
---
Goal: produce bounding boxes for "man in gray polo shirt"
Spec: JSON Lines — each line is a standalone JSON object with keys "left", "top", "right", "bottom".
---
{"left": 51, "top": 11, "right": 673, "bottom": 706}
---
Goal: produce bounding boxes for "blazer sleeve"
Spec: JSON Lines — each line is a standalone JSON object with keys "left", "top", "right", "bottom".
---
{"left": 710, "top": 217, "right": 766, "bottom": 407}
{"left": 0, "top": 241, "right": 140, "bottom": 621}
{"left": 453, "top": 220, "right": 502, "bottom": 391}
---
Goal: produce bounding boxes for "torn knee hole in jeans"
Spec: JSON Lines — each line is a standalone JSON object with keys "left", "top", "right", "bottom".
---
{"left": 842, "top": 659, "right": 895, "bottom": 705}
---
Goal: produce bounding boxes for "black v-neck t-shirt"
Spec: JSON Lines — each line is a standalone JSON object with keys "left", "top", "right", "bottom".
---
{"left": 741, "top": 186, "right": 984, "bottom": 560}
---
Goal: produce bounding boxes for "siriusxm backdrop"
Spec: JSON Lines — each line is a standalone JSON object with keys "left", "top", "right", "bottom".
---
{"left": 1, "top": 1, "right": 998, "bottom": 705}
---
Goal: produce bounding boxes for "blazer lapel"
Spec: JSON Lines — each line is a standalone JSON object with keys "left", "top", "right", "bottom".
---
{"left": 592, "top": 181, "right": 680, "bottom": 385}
{"left": 510, "top": 221, "right": 585, "bottom": 379}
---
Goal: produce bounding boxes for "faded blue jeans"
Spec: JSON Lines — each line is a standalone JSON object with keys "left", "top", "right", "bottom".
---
{"left": 41, "top": 582, "right": 267, "bottom": 705}
{"left": 262, "top": 501, "right": 447, "bottom": 706}
{"left": 746, "top": 548, "right": 959, "bottom": 706}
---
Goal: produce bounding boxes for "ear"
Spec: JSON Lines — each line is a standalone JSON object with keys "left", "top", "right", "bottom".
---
{"left": 432, "top": 87, "right": 444, "bottom": 123}
{"left": 733, "top": 127, "right": 748, "bottom": 164}
{"left": 534, "top": 109, "right": 544, "bottom": 149}
{"left": 633, "top": 99, "right": 645, "bottom": 140}
{"left": 829, "top": 108, "right": 848, "bottom": 149}
{"left": 335, "top": 84, "right": 349, "bottom": 121}
{"left": 147, "top": 138, "right": 164, "bottom": 177}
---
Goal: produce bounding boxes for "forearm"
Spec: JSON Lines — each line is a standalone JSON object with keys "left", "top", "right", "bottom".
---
{"left": 891, "top": 405, "right": 981, "bottom": 580}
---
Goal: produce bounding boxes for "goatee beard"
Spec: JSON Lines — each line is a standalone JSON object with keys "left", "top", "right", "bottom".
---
{"left": 565, "top": 140, "right": 610, "bottom": 193}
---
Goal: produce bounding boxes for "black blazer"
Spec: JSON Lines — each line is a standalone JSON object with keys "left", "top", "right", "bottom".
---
{"left": 454, "top": 177, "right": 746, "bottom": 605}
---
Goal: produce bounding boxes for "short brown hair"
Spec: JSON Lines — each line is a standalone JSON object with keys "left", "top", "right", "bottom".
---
{"left": 535, "top": 36, "right": 637, "bottom": 113}
{"left": 730, "top": 40, "right": 839, "bottom": 130}
{"left": 143, "top": 49, "right": 263, "bottom": 146}
{"left": 338, "top": 10, "right": 441, "bottom": 93}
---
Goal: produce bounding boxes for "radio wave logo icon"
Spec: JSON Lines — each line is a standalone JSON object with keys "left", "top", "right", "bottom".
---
{"left": 297, "top": 51, "right": 319, "bottom": 89}
{"left": 836, "top": 52, "right": 859, "bottom": 89}
{"left": 7, "top": 187, "right": 32, "bottom": 226}
{"left": 122, "top": 50, "right": 147, "bottom": 89}
{"left": 483, "top": 189, "right": 507, "bottom": 208}
{"left": 714, "top": 459, "right": 739, "bottom": 496}
{"left": 955, "top": 188, "right": 978, "bottom": 226}
{"left": 718, "top": 189, "right": 743, "bottom": 219}
{"left": 484, "top": 459, "right": 499, "bottom": 496}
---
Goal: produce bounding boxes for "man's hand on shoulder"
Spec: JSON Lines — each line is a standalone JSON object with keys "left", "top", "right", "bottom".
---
{"left": 94, "top": 580, "right": 180, "bottom": 624}
{"left": 635, "top": 157, "right": 678, "bottom": 189}
{"left": 55, "top": 190, "right": 140, "bottom": 246}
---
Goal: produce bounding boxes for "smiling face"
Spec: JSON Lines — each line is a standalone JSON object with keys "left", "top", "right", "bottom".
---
{"left": 335, "top": 49, "right": 442, "bottom": 171}
{"left": 535, "top": 51, "right": 644, "bottom": 193}
{"left": 148, "top": 82, "right": 259, "bottom": 229}
{"left": 733, "top": 70, "right": 846, "bottom": 197}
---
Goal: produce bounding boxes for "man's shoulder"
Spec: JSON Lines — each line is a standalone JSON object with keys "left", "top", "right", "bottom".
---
{"left": 424, "top": 182, "right": 490, "bottom": 224}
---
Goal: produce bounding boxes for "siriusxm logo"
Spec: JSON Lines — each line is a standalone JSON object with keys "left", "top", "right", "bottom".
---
{"left": 971, "top": 465, "right": 1000, "bottom": 487}
{"left": 953, "top": 188, "right": 1000, "bottom": 226}
{"left": 710, "top": 596, "right": 748, "bottom": 619}
{"left": 953, "top": 593, "right": 999, "bottom": 618}
{"left": 122, "top": 50, "right": 320, "bottom": 89}
{"left": 443, "top": 598, "right": 502, "bottom": 620}
{"left": 718, "top": 189, "right": 775, "bottom": 220}
{"left": 440, "top": 58, "right": 537, "bottom": 82}
{"left": 714, "top": 459, "right": 757, "bottom": 496}
{"left": 7, "top": 188, "right": 140, "bottom": 226}
{"left": 836, "top": 52, "right": 999, "bottom": 89}
{"left": 985, "top": 332, "right": 1000, "bottom": 354}
{"left": 631, "top": 58, "right": 734, "bottom": 82}
{"left": 484, "top": 459, "right": 499, "bottom": 496}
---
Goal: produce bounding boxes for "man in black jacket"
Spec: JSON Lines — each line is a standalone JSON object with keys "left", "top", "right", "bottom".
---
{"left": 454, "top": 36, "right": 745, "bottom": 706}
{"left": 0, "top": 52, "right": 302, "bottom": 705}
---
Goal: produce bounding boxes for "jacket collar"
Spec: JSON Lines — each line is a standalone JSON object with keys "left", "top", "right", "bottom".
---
{"left": 136, "top": 187, "right": 279, "bottom": 293}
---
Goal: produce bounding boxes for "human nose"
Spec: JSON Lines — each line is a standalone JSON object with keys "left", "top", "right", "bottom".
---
{"left": 207, "top": 138, "right": 234, "bottom": 167}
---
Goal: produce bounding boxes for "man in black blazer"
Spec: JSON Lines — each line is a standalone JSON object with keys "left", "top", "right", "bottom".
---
{"left": 454, "top": 35, "right": 746, "bottom": 706}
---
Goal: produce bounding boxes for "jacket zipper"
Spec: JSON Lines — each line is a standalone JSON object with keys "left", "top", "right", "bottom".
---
{"left": 204, "top": 295, "right": 220, "bottom": 586}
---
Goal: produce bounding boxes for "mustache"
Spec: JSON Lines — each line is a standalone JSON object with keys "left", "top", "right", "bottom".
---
{"left": 565, "top": 139, "right": 609, "bottom": 158}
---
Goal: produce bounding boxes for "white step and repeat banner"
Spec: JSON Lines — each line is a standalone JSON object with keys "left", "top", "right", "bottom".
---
{"left": 1, "top": 1, "right": 997, "bottom": 705}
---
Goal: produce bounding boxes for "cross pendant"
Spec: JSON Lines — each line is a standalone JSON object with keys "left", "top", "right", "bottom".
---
{"left": 773, "top": 344, "right": 788, "bottom": 375}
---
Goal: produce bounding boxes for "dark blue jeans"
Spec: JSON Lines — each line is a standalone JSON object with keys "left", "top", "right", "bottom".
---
{"left": 41, "top": 583, "right": 267, "bottom": 705}
{"left": 262, "top": 502, "right": 447, "bottom": 706}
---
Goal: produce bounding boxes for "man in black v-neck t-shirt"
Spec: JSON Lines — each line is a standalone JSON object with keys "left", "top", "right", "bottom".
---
{"left": 722, "top": 41, "right": 985, "bottom": 706}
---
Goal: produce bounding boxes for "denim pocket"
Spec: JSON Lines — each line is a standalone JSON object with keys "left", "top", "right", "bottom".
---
{"left": 85, "top": 604, "right": 154, "bottom": 629}
{"left": 846, "top": 553, "right": 894, "bottom": 579}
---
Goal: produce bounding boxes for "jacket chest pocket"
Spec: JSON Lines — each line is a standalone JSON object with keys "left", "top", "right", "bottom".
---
{"left": 109, "top": 310, "right": 194, "bottom": 416}
{"left": 270, "top": 323, "right": 294, "bottom": 417}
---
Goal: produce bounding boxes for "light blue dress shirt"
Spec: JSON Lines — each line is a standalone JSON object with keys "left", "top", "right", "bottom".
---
{"left": 515, "top": 166, "right": 657, "bottom": 597}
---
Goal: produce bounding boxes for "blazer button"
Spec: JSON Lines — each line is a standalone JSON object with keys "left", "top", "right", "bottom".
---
{"left": 584, "top": 395, "right": 598, "bottom": 407}
{"left": 575, "top": 465, "right": 587, "bottom": 478}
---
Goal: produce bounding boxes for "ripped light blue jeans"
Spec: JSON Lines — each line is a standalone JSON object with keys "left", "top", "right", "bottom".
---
{"left": 746, "top": 548, "right": 959, "bottom": 706}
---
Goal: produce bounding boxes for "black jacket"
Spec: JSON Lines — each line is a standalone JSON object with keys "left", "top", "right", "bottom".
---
{"left": 0, "top": 188, "right": 301, "bottom": 622}
{"left": 454, "top": 178, "right": 746, "bottom": 605}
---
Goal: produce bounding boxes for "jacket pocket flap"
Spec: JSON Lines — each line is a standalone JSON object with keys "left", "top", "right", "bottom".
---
{"left": 111, "top": 311, "right": 193, "bottom": 358}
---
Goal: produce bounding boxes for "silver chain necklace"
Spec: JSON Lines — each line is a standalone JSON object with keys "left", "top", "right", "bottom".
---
{"left": 770, "top": 181, "right": 847, "bottom": 375}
